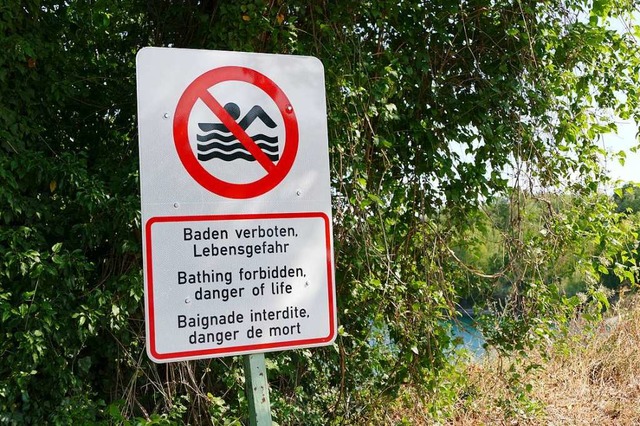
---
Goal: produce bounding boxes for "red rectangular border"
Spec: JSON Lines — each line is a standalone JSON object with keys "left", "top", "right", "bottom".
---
{"left": 144, "top": 212, "right": 335, "bottom": 361}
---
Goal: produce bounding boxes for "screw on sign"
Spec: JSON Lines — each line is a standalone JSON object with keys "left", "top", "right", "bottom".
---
{"left": 173, "top": 66, "right": 299, "bottom": 199}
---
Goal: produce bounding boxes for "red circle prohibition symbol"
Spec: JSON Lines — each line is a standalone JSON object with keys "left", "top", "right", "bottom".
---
{"left": 173, "top": 66, "right": 299, "bottom": 199}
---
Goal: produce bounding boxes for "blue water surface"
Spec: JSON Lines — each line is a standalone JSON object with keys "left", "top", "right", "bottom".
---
{"left": 449, "top": 315, "right": 486, "bottom": 358}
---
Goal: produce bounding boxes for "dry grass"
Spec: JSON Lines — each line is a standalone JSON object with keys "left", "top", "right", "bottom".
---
{"left": 387, "top": 296, "right": 640, "bottom": 425}
{"left": 452, "top": 297, "right": 640, "bottom": 425}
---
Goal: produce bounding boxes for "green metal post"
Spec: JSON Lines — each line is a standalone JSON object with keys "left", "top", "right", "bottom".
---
{"left": 243, "top": 353, "right": 272, "bottom": 425}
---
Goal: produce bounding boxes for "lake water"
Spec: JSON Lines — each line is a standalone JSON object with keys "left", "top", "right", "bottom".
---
{"left": 449, "top": 315, "right": 486, "bottom": 358}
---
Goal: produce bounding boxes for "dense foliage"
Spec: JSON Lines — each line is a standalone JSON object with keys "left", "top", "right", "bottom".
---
{"left": 1, "top": 0, "right": 639, "bottom": 424}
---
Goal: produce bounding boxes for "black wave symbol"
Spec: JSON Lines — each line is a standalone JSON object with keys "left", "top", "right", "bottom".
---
{"left": 197, "top": 140, "right": 279, "bottom": 162}
{"left": 197, "top": 131, "right": 235, "bottom": 142}
{"left": 198, "top": 151, "right": 280, "bottom": 162}
{"left": 198, "top": 141, "right": 279, "bottom": 154}
{"left": 196, "top": 137, "right": 280, "bottom": 162}
{"left": 197, "top": 133, "right": 278, "bottom": 144}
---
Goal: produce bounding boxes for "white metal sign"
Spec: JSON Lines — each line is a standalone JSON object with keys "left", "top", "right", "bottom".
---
{"left": 136, "top": 47, "right": 336, "bottom": 363}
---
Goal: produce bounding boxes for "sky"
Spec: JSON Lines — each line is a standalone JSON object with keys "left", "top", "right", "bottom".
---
{"left": 603, "top": 120, "right": 639, "bottom": 184}
{"left": 602, "top": 14, "right": 640, "bottom": 184}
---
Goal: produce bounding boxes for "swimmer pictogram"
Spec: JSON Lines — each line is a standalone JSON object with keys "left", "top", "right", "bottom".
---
{"left": 172, "top": 66, "right": 299, "bottom": 199}
{"left": 197, "top": 103, "right": 279, "bottom": 162}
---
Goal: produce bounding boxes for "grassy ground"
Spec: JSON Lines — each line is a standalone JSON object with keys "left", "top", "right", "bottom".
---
{"left": 387, "top": 296, "right": 640, "bottom": 425}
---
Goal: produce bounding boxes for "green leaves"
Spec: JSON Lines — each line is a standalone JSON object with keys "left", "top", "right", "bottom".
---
{"left": 2, "top": 0, "right": 640, "bottom": 424}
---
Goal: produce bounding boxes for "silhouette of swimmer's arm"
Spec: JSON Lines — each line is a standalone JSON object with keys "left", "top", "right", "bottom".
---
{"left": 238, "top": 105, "right": 277, "bottom": 129}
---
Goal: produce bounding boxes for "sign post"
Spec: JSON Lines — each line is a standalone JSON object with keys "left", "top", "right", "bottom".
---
{"left": 136, "top": 47, "right": 335, "bottom": 423}
{"left": 244, "top": 353, "right": 272, "bottom": 425}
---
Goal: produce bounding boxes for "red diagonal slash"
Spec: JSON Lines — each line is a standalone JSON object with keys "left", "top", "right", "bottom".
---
{"left": 198, "top": 90, "right": 276, "bottom": 173}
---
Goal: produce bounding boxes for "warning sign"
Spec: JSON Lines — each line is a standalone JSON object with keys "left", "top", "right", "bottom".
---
{"left": 146, "top": 213, "right": 334, "bottom": 361}
{"left": 136, "top": 48, "right": 336, "bottom": 363}
{"left": 173, "top": 66, "right": 299, "bottom": 199}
